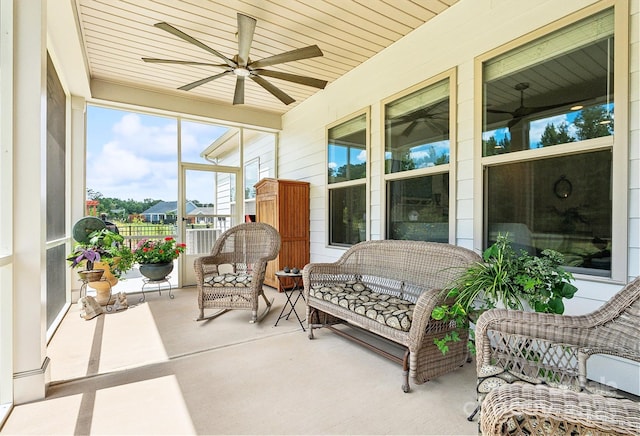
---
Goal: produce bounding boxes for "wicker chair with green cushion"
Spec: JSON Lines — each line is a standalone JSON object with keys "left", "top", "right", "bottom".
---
{"left": 194, "top": 222, "right": 281, "bottom": 323}
{"left": 473, "top": 275, "right": 640, "bottom": 423}
{"left": 480, "top": 383, "right": 640, "bottom": 436}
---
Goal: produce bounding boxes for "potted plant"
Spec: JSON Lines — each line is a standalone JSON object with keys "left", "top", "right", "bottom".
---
{"left": 134, "top": 237, "right": 186, "bottom": 281}
{"left": 67, "top": 247, "right": 104, "bottom": 282}
{"left": 431, "top": 233, "right": 578, "bottom": 354}
{"left": 68, "top": 228, "right": 134, "bottom": 304}
{"left": 68, "top": 228, "right": 134, "bottom": 277}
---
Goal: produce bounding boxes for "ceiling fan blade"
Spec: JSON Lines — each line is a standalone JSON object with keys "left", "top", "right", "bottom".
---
{"left": 237, "top": 13, "right": 257, "bottom": 67}
{"left": 154, "top": 22, "right": 236, "bottom": 68}
{"left": 142, "top": 58, "right": 227, "bottom": 67}
{"left": 250, "top": 75, "right": 295, "bottom": 105}
{"left": 253, "top": 69, "right": 327, "bottom": 89}
{"left": 233, "top": 76, "right": 245, "bottom": 105}
{"left": 178, "top": 71, "right": 231, "bottom": 91}
{"left": 250, "top": 45, "right": 323, "bottom": 69}
{"left": 508, "top": 117, "right": 524, "bottom": 129}
{"left": 402, "top": 121, "right": 418, "bottom": 137}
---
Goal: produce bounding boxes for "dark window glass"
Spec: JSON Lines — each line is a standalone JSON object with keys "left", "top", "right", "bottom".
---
{"left": 387, "top": 174, "right": 449, "bottom": 242}
{"left": 329, "top": 185, "right": 366, "bottom": 246}
{"left": 486, "top": 150, "right": 612, "bottom": 277}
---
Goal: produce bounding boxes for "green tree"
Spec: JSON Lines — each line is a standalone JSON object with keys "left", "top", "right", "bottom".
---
{"left": 574, "top": 105, "right": 613, "bottom": 140}
{"left": 87, "top": 189, "right": 103, "bottom": 200}
{"left": 482, "top": 135, "right": 512, "bottom": 156}
{"left": 539, "top": 122, "right": 575, "bottom": 147}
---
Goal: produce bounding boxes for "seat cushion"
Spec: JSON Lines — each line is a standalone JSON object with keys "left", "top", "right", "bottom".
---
{"left": 309, "top": 281, "right": 415, "bottom": 332}
{"left": 205, "top": 272, "right": 252, "bottom": 287}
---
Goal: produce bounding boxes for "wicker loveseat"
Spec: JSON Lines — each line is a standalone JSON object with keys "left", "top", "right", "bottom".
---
{"left": 302, "top": 240, "right": 481, "bottom": 392}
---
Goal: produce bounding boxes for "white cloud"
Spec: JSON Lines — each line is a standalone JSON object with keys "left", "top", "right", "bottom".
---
{"left": 87, "top": 113, "right": 180, "bottom": 201}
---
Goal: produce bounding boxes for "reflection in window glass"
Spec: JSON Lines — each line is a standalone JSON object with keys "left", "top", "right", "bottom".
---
{"left": 329, "top": 185, "right": 366, "bottom": 246}
{"left": 328, "top": 114, "right": 367, "bottom": 184}
{"left": 387, "top": 174, "right": 449, "bottom": 242}
{"left": 486, "top": 150, "right": 611, "bottom": 277}
{"left": 385, "top": 80, "right": 450, "bottom": 174}
{"left": 482, "top": 9, "right": 614, "bottom": 156}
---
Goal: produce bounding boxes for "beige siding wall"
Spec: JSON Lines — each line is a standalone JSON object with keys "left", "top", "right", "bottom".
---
{"left": 279, "top": 0, "right": 640, "bottom": 393}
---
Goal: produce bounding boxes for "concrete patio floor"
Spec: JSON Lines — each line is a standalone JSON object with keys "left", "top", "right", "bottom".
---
{"left": 1, "top": 286, "right": 479, "bottom": 435}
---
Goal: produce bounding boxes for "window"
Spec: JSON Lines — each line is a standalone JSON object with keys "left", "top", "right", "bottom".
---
{"left": 383, "top": 75, "right": 453, "bottom": 242}
{"left": 481, "top": 8, "right": 617, "bottom": 277}
{"left": 327, "top": 111, "right": 368, "bottom": 246}
{"left": 46, "top": 53, "right": 67, "bottom": 331}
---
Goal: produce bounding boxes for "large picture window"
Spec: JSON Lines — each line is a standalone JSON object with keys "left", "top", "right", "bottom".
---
{"left": 327, "top": 111, "right": 368, "bottom": 246}
{"left": 482, "top": 8, "right": 616, "bottom": 277}
{"left": 384, "top": 75, "right": 452, "bottom": 242}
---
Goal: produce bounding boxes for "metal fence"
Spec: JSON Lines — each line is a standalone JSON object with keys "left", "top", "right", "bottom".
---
{"left": 116, "top": 222, "right": 230, "bottom": 254}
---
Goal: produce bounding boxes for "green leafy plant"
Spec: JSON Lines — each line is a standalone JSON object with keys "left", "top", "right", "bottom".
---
{"left": 67, "top": 228, "right": 134, "bottom": 278}
{"left": 431, "top": 233, "right": 578, "bottom": 354}
{"left": 133, "top": 237, "right": 186, "bottom": 264}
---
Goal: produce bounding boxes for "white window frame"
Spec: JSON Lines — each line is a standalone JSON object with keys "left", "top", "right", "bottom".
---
{"left": 473, "top": 1, "right": 629, "bottom": 283}
{"left": 325, "top": 107, "right": 370, "bottom": 248}
{"left": 381, "top": 68, "right": 458, "bottom": 243}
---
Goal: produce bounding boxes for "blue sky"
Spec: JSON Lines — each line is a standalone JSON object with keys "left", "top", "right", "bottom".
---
{"left": 86, "top": 106, "right": 226, "bottom": 202}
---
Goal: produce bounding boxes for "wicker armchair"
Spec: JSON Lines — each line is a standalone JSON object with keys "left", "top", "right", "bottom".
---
{"left": 480, "top": 383, "right": 640, "bottom": 435}
{"left": 194, "top": 222, "right": 281, "bottom": 323}
{"left": 473, "top": 275, "right": 640, "bottom": 424}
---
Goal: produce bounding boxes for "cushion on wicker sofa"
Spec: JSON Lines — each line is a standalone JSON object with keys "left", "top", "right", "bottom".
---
{"left": 309, "top": 281, "right": 415, "bottom": 332}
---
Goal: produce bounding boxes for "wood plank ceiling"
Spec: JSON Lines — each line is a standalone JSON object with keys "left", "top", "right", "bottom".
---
{"left": 76, "top": 0, "right": 459, "bottom": 115}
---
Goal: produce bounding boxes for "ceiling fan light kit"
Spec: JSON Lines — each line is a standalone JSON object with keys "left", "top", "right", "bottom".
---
{"left": 142, "top": 13, "right": 328, "bottom": 105}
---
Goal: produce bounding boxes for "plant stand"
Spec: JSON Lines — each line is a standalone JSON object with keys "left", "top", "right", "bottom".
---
{"left": 139, "top": 276, "right": 173, "bottom": 302}
{"left": 79, "top": 277, "right": 114, "bottom": 312}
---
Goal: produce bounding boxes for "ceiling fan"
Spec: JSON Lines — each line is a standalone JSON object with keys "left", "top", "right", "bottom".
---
{"left": 142, "top": 13, "right": 328, "bottom": 105}
{"left": 389, "top": 99, "right": 449, "bottom": 137}
{"left": 486, "top": 82, "right": 578, "bottom": 128}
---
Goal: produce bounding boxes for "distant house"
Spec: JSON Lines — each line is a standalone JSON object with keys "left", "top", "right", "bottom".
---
{"left": 189, "top": 206, "right": 217, "bottom": 225}
{"left": 141, "top": 201, "right": 198, "bottom": 224}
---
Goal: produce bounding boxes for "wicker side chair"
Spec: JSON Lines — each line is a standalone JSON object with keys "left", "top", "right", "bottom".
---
{"left": 472, "top": 275, "right": 640, "bottom": 423}
{"left": 194, "top": 222, "right": 281, "bottom": 323}
{"left": 480, "top": 383, "right": 640, "bottom": 436}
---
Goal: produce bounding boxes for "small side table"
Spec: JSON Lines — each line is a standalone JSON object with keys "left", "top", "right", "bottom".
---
{"left": 139, "top": 276, "right": 174, "bottom": 302}
{"left": 274, "top": 270, "right": 306, "bottom": 331}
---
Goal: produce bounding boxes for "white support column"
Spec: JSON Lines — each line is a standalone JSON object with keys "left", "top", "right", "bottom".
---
{"left": 12, "top": 0, "right": 49, "bottom": 404}
{"left": 69, "top": 96, "right": 86, "bottom": 301}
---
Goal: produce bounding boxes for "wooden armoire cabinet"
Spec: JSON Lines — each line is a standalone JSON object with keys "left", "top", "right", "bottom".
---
{"left": 255, "top": 178, "right": 310, "bottom": 289}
